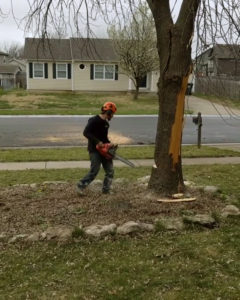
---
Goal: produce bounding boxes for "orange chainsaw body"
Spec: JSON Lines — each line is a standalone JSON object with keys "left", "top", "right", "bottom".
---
{"left": 96, "top": 143, "right": 116, "bottom": 159}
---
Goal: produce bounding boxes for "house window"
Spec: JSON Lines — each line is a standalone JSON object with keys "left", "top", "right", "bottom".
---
{"left": 33, "top": 63, "right": 44, "bottom": 78}
{"left": 57, "top": 63, "right": 67, "bottom": 78}
{"left": 139, "top": 75, "right": 147, "bottom": 88}
{"left": 95, "top": 65, "right": 104, "bottom": 79}
{"left": 94, "top": 64, "right": 114, "bottom": 80}
{"left": 105, "top": 65, "right": 114, "bottom": 79}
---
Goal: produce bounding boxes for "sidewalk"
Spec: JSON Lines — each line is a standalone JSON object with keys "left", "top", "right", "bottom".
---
{"left": 185, "top": 95, "right": 240, "bottom": 116}
{"left": 1, "top": 157, "right": 240, "bottom": 171}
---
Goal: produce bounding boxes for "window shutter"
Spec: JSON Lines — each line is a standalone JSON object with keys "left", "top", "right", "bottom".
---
{"left": 68, "top": 63, "right": 71, "bottom": 79}
{"left": 44, "top": 63, "right": 48, "bottom": 79}
{"left": 90, "top": 64, "right": 94, "bottom": 80}
{"left": 115, "top": 65, "right": 118, "bottom": 80}
{"left": 29, "top": 62, "right": 33, "bottom": 78}
{"left": 53, "top": 63, "right": 56, "bottom": 79}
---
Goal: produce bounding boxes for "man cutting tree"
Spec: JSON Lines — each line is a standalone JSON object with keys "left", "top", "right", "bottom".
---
{"left": 77, "top": 102, "right": 117, "bottom": 195}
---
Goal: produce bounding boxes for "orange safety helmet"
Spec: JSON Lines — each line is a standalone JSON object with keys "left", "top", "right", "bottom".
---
{"left": 102, "top": 102, "right": 117, "bottom": 114}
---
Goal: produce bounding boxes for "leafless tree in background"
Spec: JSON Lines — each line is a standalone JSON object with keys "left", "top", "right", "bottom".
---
{"left": 108, "top": 3, "right": 158, "bottom": 99}
{"left": 1, "top": 0, "right": 239, "bottom": 195}
{"left": 192, "top": 1, "right": 240, "bottom": 115}
{"left": 2, "top": 42, "right": 24, "bottom": 58}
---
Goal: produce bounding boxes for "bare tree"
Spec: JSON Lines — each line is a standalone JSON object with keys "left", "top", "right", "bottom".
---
{"left": 2, "top": 42, "right": 24, "bottom": 58}
{"left": 108, "top": 4, "right": 158, "bottom": 99}
{"left": 2, "top": 0, "right": 239, "bottom": 195}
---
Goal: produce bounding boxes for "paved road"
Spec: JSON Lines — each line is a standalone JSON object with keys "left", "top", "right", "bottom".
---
{"left": 0, "top": 115, "right": 240, "bottom": 147}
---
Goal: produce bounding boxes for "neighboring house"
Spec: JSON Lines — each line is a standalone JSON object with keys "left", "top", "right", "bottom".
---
{"left": 0, "top": 51, "right": 9, "bottom": 64}
{"left": 0, "top": 65, "right": 21, "bottom": 89}
{"left": 195, "top": 44, "right": 240, "bottom": 77}
{"left": 23, "top": 38, "right": 159, "bottom": 92}
{"left": 8, "top": 58, "right": 27, "bottom": 72}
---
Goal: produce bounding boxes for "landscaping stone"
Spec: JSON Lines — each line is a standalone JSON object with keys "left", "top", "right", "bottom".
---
{"left": 190, "top": 185, "right": 204, "bottom": 192}
{"left": 221, "top": 205, "right": 240, "bottom": 218}
{"left": 204, "top": 186, "right": 219, "bottom": 193}
{"left": 138, "top": 222, "right": 154, "bottom": 232}
{"left": 30, "top": 183, "right": 38, "bottom": 188}
{"left": 41, "top": 226, "right": 72, "bottom": 242}
{"left": 183, "top": 214, "right": 216, "bottom": 228}
{"left": 113, "top": 178, "right": 128, "bottom": 185}
{"left": 156, "top": 217, "right": 184, "bottom": 231}
{"left": 42, "top": 181, "right": 67, "bottom": 185}
{"left": 137, "top": 176, "right": 150, "bottom": 184}
{"left": 117, "top": 221, "right": 141, "bottom": 235}
{"left": 8, "top": 234, "right": 28, "bottom": 244}
{"left": 184, "top": 180, "right": 194, "bottom": 187}
{"left": 13, "top": 184, "right": 29, "bottom": 188}
{"left": 26, "top": 232, "right": 41, "bottom": 242}
{"left": 84, "top": 224, "right": 117, "bottom": 237}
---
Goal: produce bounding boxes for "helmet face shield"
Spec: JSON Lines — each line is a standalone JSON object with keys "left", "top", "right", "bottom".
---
{"left": 102, "top": 102, "right": 117, "bottom": 114}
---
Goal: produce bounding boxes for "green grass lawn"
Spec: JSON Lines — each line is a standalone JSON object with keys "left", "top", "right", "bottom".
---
{"left": 1, "top": 221, "right": 239, "bottom": 299}
{"left": 0, "top": 164, "right": 239, "bottom": 299}
{"left": 0, "top": 145, "right": 240, "bottom": 162}
{"left": 0, "top": 89, "right": 194, "bottom": 115}
{"left": 0, "top": 89, "right": 159, "bottom": 115}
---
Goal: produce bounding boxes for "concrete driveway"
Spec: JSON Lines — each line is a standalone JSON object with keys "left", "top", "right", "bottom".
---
{"left": 185, "top": 95, "right": 240, "bottom": 116}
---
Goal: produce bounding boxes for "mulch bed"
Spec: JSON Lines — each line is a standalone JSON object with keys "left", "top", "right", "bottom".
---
{"left": 0, "top": 181, "right": 224, "bottom": 236}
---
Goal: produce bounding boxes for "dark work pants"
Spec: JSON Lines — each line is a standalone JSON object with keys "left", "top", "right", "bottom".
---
{"left": 78, "top": 151, "right": 114, "bottom": 192}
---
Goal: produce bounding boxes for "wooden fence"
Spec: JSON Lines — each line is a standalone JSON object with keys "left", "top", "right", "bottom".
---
{"left": 195, "top": 76, "right": 240, "bottom": 100}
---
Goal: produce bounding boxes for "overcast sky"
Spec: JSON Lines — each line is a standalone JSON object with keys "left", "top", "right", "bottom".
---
{"left": 0, "top": 0, "right": 181, "bottom": 48}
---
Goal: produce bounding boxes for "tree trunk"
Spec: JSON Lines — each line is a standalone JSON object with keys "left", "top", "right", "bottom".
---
{"left": 148, "top": 71, "right": 189, "bottom": 194}
{"left": 133, "top": 84, "right": 140, "bottom": 100}
{"left": 147, "top": 0, "right": 200, "bottom": 195}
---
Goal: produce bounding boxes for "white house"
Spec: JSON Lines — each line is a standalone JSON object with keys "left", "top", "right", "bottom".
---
{"left": 23, "top": 38, "right": 159, "bottom": 92}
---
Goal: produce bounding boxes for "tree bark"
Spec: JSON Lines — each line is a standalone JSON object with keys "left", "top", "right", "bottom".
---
{"left": 134, "top": 83, "right": 140, "bottom": 100}
{"left": 147, "top": 0, "right": 200, "bottom": 195}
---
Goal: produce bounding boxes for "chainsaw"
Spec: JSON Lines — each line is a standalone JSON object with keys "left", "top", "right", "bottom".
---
{"left": 96, "top": 143, "right": 135, "bottom": 168}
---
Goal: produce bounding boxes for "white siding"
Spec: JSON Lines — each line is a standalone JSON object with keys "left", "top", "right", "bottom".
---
{"left": 72, "top": 62, "right": 129, "bottom": 91}
{"left": 150, "top": 71, "right": 159, "bottom": 92}
{"left": 27, "top": 60, "right": 160, "bottom": 92}
{"left": 27, "top": 62, "right": 72, "bottom": 90}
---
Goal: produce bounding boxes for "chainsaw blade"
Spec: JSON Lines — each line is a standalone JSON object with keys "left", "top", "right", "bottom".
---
{"left": 113, "top": 154, "right": 135, "bottom": 168}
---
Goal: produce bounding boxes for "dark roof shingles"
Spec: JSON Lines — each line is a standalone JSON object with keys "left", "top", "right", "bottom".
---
{"left": 23, "top": 38, "right": 72, "bottom": 60}
{"left": 0, "top": 64, "right": 20, "bottom": 74}
{"left": 70, "top": 38, "right": 118, "bottom": 61}
{"left": 213, "top": 44, "right": 240, "bottom": 59}
{"left": 24, "top": 38, "right": 118, "bottom": 61}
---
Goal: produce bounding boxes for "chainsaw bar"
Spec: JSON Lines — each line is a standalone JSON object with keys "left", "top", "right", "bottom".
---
{"left": 113, "top": 153, "right": 135, "bottom": 168}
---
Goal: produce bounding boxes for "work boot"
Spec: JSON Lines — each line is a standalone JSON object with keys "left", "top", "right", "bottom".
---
{"left": 76, "top": 184, "right": 85, "bottom": 196}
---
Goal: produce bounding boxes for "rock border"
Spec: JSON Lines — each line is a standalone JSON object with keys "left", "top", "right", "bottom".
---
{"left": 1, "top": 204, "right": 239, "bottom": 244}
{"left": 0, "top": 179, "right": 239, "bottom": 244}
